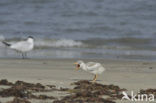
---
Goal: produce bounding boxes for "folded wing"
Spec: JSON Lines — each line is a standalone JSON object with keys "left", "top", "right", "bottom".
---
{"left": 11, "top": 41, "right": 32, "bottom": 52}
{"left": 86, "top": 62, "right": 105, "bottom": 74}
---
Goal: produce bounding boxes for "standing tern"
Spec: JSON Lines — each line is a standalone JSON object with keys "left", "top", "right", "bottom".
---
{"left": 74, "top": 60, "right": 105, "bottom": 82}
{"left": 2, "top": 36, "right": 34, "bottom": 59}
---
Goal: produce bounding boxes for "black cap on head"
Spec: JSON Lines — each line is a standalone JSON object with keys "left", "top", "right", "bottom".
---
{"left": 28, "top": 36, "right": 34, "bottom": 39}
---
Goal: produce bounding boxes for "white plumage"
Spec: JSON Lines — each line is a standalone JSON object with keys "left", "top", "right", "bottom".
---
{"left": 74, "top": 60, "right": 105, "bottom": 82}
{"left": 2, "top": 36, "right": 34, "bottom": 59}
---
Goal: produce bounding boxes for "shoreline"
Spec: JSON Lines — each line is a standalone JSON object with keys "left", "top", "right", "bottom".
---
{"left": 0, "top": 58, "right": 155, "bottom": 88}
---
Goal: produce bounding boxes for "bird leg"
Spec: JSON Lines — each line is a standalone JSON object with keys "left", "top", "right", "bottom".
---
{"left": 22, "top": 53, "right": 25, "bottom": 59}
{"left": 92, "top": 74, "right": 97, "bottom": 82}
{"left": 24, "top": 53, "right": 27, "bottom": 59}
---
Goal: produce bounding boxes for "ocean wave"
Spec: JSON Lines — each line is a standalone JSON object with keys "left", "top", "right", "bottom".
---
{"left": 35, "top": 39, "right": 83, "bottom": 48}
{"left": 1, "top": 36, "right": 155, "bottom": 51}
{"left": 0, "top": 35, "right": 5, "bottom": 46}
{"left": 0, "top": 35, "right": 5, "bottom": 41}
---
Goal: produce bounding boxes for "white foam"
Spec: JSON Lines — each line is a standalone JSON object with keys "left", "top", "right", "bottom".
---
{"left": 0, "top": 35, "right": 5, "bottom": 47}
{"left": 0, "top": 35, "right": 5, "bottom": 41}
{"left": 35, "top": 39, "right": 83, "bottom": 48}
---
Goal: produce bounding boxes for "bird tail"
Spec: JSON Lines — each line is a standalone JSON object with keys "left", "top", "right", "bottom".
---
{"left": 2, "top": 41, "right": 11, "bottom": 46}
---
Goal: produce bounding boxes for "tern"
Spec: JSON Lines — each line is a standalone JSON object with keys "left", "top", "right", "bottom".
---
{"left": 2, "top": 36, "right": 34, "bottom": 59}
{"left": 74, "top": 60, "right": 105, "bottom": 82}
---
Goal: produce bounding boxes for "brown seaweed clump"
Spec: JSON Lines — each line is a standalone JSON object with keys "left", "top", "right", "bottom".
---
{"left": 0, "top": 84, "right": 32, "bottom": 98}
{"left": 140, "top": 89, "right": 156, "bottom": 98}
{"left": 0, "top": 80, "right": 56, "bottom": 100}
{"left": 7, "top": 97, "right": 31, "bottom": 103}
{"left": 53, "top": 80, "right": 126, "bottom": 103}
{"left": 0, "top": 79, "right": 127, "bottom": 103}
{"left": 72, "top": 80, "right": 126, "bottom": 100}
{"left": 33, "top": 94, "right": 56, "bottom": 100}
{"left": 0, "top": 79, "right": 13, "bottom": 86}
{"left": 13, "top": 81, "right": 46, "bottom": 92}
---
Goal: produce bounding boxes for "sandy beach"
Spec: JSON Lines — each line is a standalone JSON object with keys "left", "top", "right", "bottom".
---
{"left": 0, "top": 0, "right": 156, "bottom": 103}
{"left": 0, "top": 59, "right": 155, "bottom": 103}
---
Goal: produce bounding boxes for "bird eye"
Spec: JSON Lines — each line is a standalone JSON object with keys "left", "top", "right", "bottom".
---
{"left": 77, "top": 64, "right": 80, "bottom": 68}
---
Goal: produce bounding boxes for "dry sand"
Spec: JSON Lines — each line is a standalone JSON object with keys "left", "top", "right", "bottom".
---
{"left": 0, "top": 59, "right": 155, "bottom": 103}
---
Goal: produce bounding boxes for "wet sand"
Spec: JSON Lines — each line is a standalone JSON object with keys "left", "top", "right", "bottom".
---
{"left": 0, "top": 59, "right": 155, "bottom": 103}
